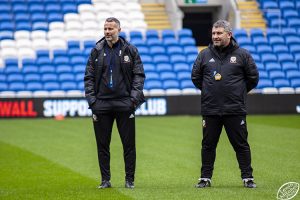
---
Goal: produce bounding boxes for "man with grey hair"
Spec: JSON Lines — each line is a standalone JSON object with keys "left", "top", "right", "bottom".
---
{"left": 84, "top": 17, "right": 145, "bottom": 189}
{"left": 192, "top": 20, "right": 259, "bottom": 188}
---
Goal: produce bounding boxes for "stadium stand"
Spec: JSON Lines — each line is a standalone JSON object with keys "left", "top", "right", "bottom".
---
{"left": 0, "top": 0, "right": 300, "bottom": 97}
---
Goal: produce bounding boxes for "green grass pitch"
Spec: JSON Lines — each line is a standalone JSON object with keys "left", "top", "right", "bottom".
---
{"left": 0, "top": 115, "right": 299, "bottom": 200}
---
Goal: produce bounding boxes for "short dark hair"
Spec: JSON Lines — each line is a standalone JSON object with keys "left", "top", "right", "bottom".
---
{"left": 213, "top": 20, "right": 232, "bottom": 33}
{"left": 105, "top": 17, "right": 121, "bottom": 28}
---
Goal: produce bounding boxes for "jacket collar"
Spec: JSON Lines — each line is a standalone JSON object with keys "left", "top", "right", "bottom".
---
{"left": 95, "top": 36, "right": 129, "bottom": 51}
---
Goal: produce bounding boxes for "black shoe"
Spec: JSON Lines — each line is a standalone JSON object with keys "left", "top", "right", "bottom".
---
{"left": 195, "top": 179, "right": 211, "bottom": 188}
{"left": 97, "top": 180, "right": 111, "bottom": 189}
{"left": 125, "top": 180, "right": 134, "bottom": 189}
{"left": 243, "top": 179, "right": 256, "bottom": 188}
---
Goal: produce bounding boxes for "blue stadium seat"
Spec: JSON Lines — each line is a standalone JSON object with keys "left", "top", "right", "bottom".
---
{"left": 281, "top": 62, "right": 299, "bottom": 71}
{"left": 31, "top": 13, "right": 47, "bottom": 23}
{"left": 12, "top": 4, "right": 28, "bottom": 13}
{"left": 5, "top": 59, "right": 19, "bottom": 68}
{"left": 179, "top": 38, "right": 196, "bottom": 46}
{"left": 169, "top": 54, "right": 186, "bottom": 64}
{"left": 282, "top": 28, "right": 298, "bottom": 37}
{"left": 240, "top": 45, "right": 256, "bottom": 54}
{"left": 286, "top": 70, "right": 300, "bottom": 79}
{"left": 173, "top": 63, "right": 190, "bottom": 72}
{"left": 273, "top": 45, "right": 289, "bottom": 54}
{"left": 5, "top": 66, "right": 20, "bottom": 74}
{"left": 83, "top": 40, "right": 95, "bottom": 50}
{"left": 265, "top": 62, "right": 281, "bottom": 71}
{"left": 130, "top": 31, "right": 143, "bottom": 40}
{"left": 48, "top": 13, "right": 63, "bottom": 22}
{"left": 131, "top": 39, "right": 146, "bottom": 47}
{"left": 73, "top": 64, "right": 85, "bottom": 74}
{"left": 53, "top": 56, "right": 69, "bottom": 66}
{"left": 177, "top": 71, "right": 191, "bottom": 81}
{"left": 36, "top": 50, "right": 50, "bottom": 58}
{"left": 145, "top": 72, "right": 160, "bottom": 81}
{"left": 163, "top": 38, "right": 180, "bottom": 47}
{"left": 22, "top": 65, "right": 39, "bottom": 74}
{"left": 233, "top": 29, "right": 248, "bottom": 38}
{"left": 163, "top": 80, "right": 180, "bottom": 89}
{"left": 186, "top": 53, "right": 198, "bottom": 64}
{"left": 41, "top": 73, "right": 57, "bottom": 82}
{"left": 279, "top": 1, "right": 295, "bottom": 9}
{"left": 58, "top": 73, "right": 75, "bottom": 82}
{"left": 285, "top": 36, "right": 300, "bottom": 46}
{"left": 167, "top": 46, "right": 182, "bottom": 55}
{"left": 253, "top": 37, "right": 268, "bottom": 46}
{"left": 119, "top": 31, "right": 126, "bottom": 39}
{"left": 257, "top": 45, "right": 273, "bottom": 54}
{"left": 291, "top": 79, "right": 300, "bottom": 88}
{"left": 259, "top": 70, "right": 269, "bottom": 79}
{"left": 39, "top": 65, "right": 56, "bottom": 73}
{"left": 261, "top": 1, "right": 278, "bottom": 9}
{"left": 183, "top": 46, "right": 198, "bottom": 54}
{"left": 288, "top": 18, "right": 300, "bottom": 28}
{"left": 256, "top": 79, "right": 273, "bottom": 89}
{"left": 145, "top": 80, "right": 163, "bottom": 90}
{"left": 26, "top": 82, "right": 43, "bottom": 91}
{"left": 15, "top": 13, "right": 30, "bottom": 23}
{"left": 143, "top": 64, "right": 156, "bottom": 72}
{"left": 61, "top": 3, "right": 77, "bottom": 14}
{"left": 137, "top": 46, "right": 149, "bottom": 54}
{"left": 37, "top": 57, "right": 51, "bottom": 66}
{"left": 68, "top": 48, "right": 83, "bottom": 57}
{"left": 45, "top": 4, "right": 61, "bottom": 13}
{"left": 250, "top": 28, "right": 264, "bottom": 38}
{"left": 282, "top": 10, "right": 298, "bottom": 19}
{"left": 53, "top": 49, "right": 68, "bottom": 57}
{"left": 156, "top": 63, "right": 172, "bottom": 72}
{"left": 277, "top": 53, "right": 294, "bottom": 63}
{"left": 269, "top": 70, "right": 285, "bottom": 80}
{"left": 24, "top": 73, "right": 41, "bottom": 82}
{"left": 149, "top": 46, "right": 166, "bottom": 55}
{"left": 261, "top": 53, "right": 277, "bottom": 64}
{"left": 0, "top": 22, "right": 15, "bottom": 32}
{"left": 146, "top": 29, "right": 159, "bottom": 39}
{"left": 0, "top": 31, "right": 14, "bottom": 40}
{"left": 269, "top": 36, "right": 285, "bottom": 46}
{"left": 0, "top": 82, "right": 8, "bottom": 91}
{"left": 56, "top": 64, "right": 72, "bottom": 73}
{"left": 9, "top": 82, "right": 26, "bottom": 91}
{"left": 256, "top": 62, "right": 265, "bottom": 71}
{"left": 162, "top": 29, "right": 175, "bottom": 39}
{"left": 290, "top": 45, "right": 300, "bottom": 54}
{"left": 43, "top": 81, "right": 60, "bottom": 91}
{"left": 178, "top": 28, "right": 193, "bottom": 39}
{"left": 29, "top": 4, "right": 44, "bottom": 12}
{"left": 160, "top": 72, "right": 177, "bottom": 80}
{"left": 153, "top": 55, "right": 169, "bottom": 64}
{"left": 61, "top": 81, "right": 77, "bottom": 91}
{"left": 0, "top": 74, "right": 6, "bottom": 82}
{"left": 237, "top": 37, "right": 252, "bottom": 46}
{"left": 273, "top": 79, "right": 290, "bottom": 88}
{"left": 269, "top": 19, "right": 285, "bottom": 28}
{"left": 15, "top": 22, "right": 32, "bottom": 31}
{"left": 68, "top": 40, "right": 80, "bottom": 50}
{"left": 75, "top": 73, "right": 83, "bottom": 82}
{"left": 32, "top": 22, "right": 48, "bottom": 31}
{"left": 140, "top": 55, "right": 152, "bottom": 64}
{"left": 266, "top": 28, "right": 281, "bottom": 38}
{"left": 180, "top": 79, "right": 194, "bottom": 89}
{"left": 7, "top": 73, "right": 23, "bottom": 83}
{"left": 70, "top": 56, "right": 86, "bottom": 65}
{"left": 77, "top": 81, "right": 84, "bottom": 90}
{"left": 147, "top": 38, "right": 162, "bottom": 46}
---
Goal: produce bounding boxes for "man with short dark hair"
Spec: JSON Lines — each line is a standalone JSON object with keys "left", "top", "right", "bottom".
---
{"left": 192, "top": 20, "right": 259, "bottom": 188}
{"left": 84, "top": 17, "right": 145, "bottom": 189}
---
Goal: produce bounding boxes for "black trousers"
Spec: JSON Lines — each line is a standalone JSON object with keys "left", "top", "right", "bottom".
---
{"left": 201, "top": 115, "right": 254, "bottom": 180}
{"left": 92, "top": 110, "right": 136, "bottom": 182}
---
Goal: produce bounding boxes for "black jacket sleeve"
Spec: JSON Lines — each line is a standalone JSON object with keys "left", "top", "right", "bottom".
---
{"left": 191, "top": 52, "right": 204, "bottom": 90}
{"left": 244, "top": 52, "right": 259, "bottom": 92}
{"left": 84, "top": 48, "right": 97, "bottom": 107}
{"left": 129, "top": 46, "right": 146, "bottom": 107}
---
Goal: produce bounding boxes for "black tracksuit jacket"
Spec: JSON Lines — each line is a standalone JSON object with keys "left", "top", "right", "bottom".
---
{"left": 84, "top": 36, "right": 145, "bottom": 110}
{"left": 191, "top": 38, "right": 259, "bottom": 115}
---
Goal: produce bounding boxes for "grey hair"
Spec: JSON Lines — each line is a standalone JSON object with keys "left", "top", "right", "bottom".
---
{"left": 213, "top": 20, "right": 232, "bottom": 33}
{"left": 105, "top": 17, "right": 121, "bottom": 28}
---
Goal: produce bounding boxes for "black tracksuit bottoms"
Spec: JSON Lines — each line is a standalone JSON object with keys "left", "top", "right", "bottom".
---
{"left": 93, "top": 110, "right": 136, "bottom": 182}
{"left": 201, "top": 115, "right": 254, "bottom": 180}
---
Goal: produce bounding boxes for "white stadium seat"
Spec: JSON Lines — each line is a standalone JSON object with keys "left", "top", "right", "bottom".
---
{"left": 31, "top": 30, "right": 47, "bottom": 40}
{"left": 32, "top": 39, "right": 49, "bottom": 50}
{"left": 14, "top": 31, "right": 31, "bottom": 40}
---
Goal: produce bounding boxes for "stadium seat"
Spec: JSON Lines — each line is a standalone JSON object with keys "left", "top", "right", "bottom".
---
{"left": 43, "top": 81, "right": 60, "bottom": 91}
{"left": 61, "top": 81, "right": 77, "bottom": 91}
{"left": 7, "top": 73, "right": 23, "bottom": 83}
{"left": 160, "top": 72, "right": 177, "bottom": 81}
{"left": 167, "top": 46, "right": 182, "bottom": 55}
{"left": 256, "top": 79, "right": 273, "bottom": 89}
{"left": 291, "top": 79, "right": 300, "bottom": 88}
{"left": 170, "top": 55, "right": 186, "bottom": 64}
{"left": 145, "top": 72, "right": 160, "bottom": 81}
{"left": 261, "top": 54, "right": 277, "bottom": 64}
{"left": 269, "top": 71, "right": 285, "bottom": 80}
{"left": 273, "top": 79, "right": 290, "bottom": 88}
{"left": 286, "top": 70, "right": 300, "bottom": 80}
{"left": 145, "top": 80, "right": 163, "bottom": 90}
{"left": 26, "top": 82, "right": 43, "bottom": 91}
{"left": 153, "top": 55, "right": 169, "bottom": 64}
{"left": 273, "top": 45, "right": 289, "bottom": 54}
{"left": 156, "top": 63, "right": 172, "bottom": 72}
{"left": 180, "top": 79, "right": 195, "bottom": 89}
{"left": 173, "top": 63, "right": 190, "bottom": 72}
{"left": 56, "top": 65, "right": 72, "bottom": 73}
{"left": 178, "top": 28, "right": 193, "bottom": 39}
{"left": 265, "top": 62, "right": 281, "bottom": 71}
{"left": 163, "top": 80, "right": 180, "bottom": 89}
{"left": 179, "top": 38, "right": 196, "bottom": 46}
{"left": 143, "top": 64, "right": 156, "bottom": 72}
{"left": 145, "top": 29, "right": 159, "bottom": 39}
{"left": 257, "top": 45, "right": 273, "bottom": 54}
{"left": 150, "top": 46, "right": 166, "bottom": 56}
{"left": 162, "top": 29, "right": 175, "bottom": 39}
{"left": 24, "top": 73, "right": 41, "bottom": 82}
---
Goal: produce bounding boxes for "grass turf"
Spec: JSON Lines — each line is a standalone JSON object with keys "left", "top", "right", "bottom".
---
{"left": 0, "top": 115, "right": 299, "bottom": 200}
